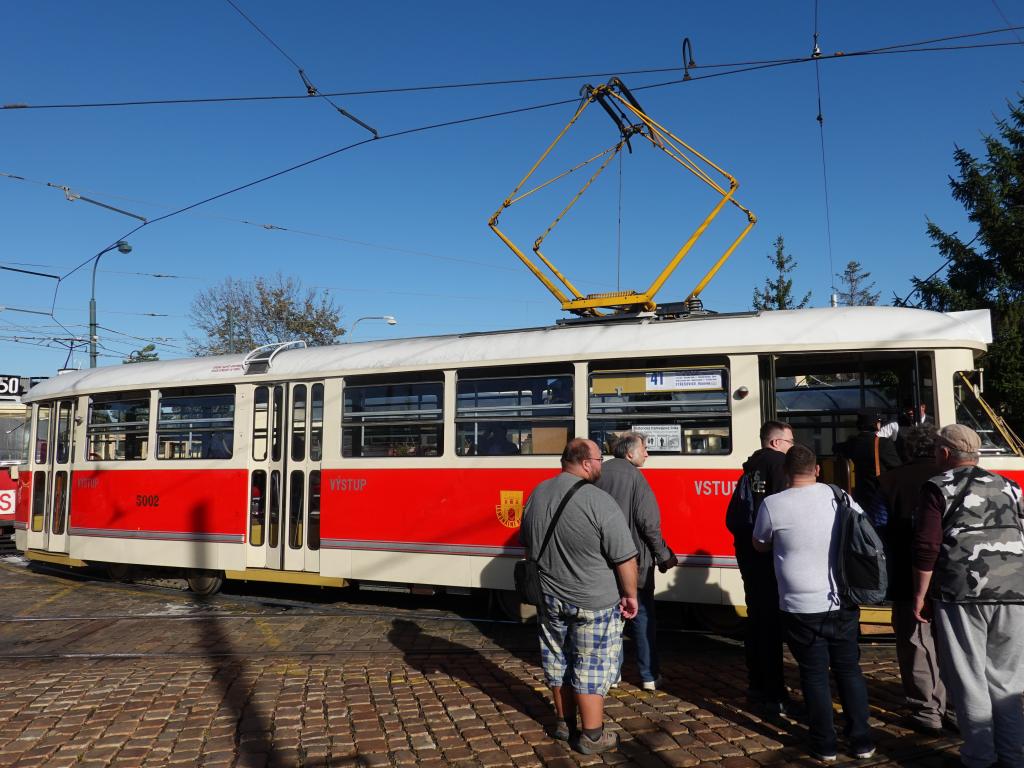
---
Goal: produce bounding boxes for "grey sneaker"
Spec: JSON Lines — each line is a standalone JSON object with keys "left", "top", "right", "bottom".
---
{"left": 549, "top": 721, "right": 574, "bottom": 742}
{"left": 810, "top": 751, "right": 838, "bottom": 763}
{"left": 574, "top": 729, "right": 620, "bottom": 755}
{"left": 853, "top": 745, "right": 876, "bottom": 759}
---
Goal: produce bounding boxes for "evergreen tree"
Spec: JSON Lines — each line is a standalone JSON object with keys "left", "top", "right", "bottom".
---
{"left": 187, "top": 274, "right": 345, "bottom": 355}
{"left": 835, "top": 260, "right": 880, "bottom": 306}
{"left": 912, "top": 96, "right": 1024, "bottom": 427}
{"left": 122, "top": 343, "right": 159, "bottom": 364}
{"left": 752, "top": 235, "right": 811, "bottom": 311}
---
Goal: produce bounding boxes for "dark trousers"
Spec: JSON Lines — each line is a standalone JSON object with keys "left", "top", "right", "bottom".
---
{"left": 783, "top": 606, "right": 872, "bottom": 756}
{"left": 735, "top": 535, "right": 786, "bottom": 700}
{"left": 622, "top": 578, "right": 659, "bottom": 683}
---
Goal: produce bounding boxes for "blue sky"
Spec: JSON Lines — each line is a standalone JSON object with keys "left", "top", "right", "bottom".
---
{"left": 2, "top": 1, "right": 1022, "bottom": 375}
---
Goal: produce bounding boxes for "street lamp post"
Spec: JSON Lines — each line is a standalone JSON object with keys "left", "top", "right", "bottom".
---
{"left": 89, "top": 240, "right": 133, "bottom": 368}
{"left": 347, "top": 315, "right": 397, "bottom": 341}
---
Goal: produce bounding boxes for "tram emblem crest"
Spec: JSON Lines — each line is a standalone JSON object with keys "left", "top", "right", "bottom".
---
{"left": 496, "top": 490, "right": 523, "bottom": 529}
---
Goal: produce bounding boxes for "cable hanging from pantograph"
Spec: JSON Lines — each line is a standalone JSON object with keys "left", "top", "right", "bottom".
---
{"left": 813, "top": 0, "right": 838, "bottom": 305}
{"left": 489, "top": 74, "right": 756, "bottom": 317}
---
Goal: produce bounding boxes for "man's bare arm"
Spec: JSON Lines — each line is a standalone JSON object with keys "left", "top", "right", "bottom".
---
{"left": 614, "top": 557, "right": 639, "bottom": 619}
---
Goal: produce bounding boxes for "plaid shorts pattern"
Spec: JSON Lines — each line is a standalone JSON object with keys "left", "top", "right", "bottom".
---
{"left": 539, "top": 593, "right": 624, "bottom": 695}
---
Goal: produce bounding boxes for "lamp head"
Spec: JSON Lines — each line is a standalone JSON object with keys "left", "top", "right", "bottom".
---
{"left": 115, "top": 241, "right": 132, "bottom": 255}
{"left": 384, "top": 315, "right": 397, "bottom": 325}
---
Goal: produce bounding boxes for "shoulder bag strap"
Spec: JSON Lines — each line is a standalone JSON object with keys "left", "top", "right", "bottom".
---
{"left": 873, "top": 435, "right": 881, "bottom": 476}
{"left": 533, "top": 479, "right": 587, "bottom": 563}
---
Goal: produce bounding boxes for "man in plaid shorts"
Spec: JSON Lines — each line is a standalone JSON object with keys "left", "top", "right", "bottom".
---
{"left": 522, "top": 438, "right": 639, "bottom": 754}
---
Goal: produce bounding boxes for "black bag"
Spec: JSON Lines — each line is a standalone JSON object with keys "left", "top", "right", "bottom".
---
{"left": 829, "top": 484, "right": 888, "bottom": 605}
{"left": 514, "top": 479, "right": 586, "bottom": 606}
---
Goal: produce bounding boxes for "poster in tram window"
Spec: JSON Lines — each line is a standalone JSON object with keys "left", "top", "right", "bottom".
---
{"left": 645, "top": 370, "right": 722, "bottom": 392}
{"left": 632, "top": 424, "right": 682, "bottom": 452}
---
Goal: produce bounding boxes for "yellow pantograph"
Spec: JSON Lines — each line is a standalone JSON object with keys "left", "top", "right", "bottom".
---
{"left": 489, "top": 77, "right": 756, "bottom": 316}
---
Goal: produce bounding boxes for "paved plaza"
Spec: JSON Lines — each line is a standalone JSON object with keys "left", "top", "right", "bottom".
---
{"left": 0, "top": 558, "right": 964, "bottom": 767}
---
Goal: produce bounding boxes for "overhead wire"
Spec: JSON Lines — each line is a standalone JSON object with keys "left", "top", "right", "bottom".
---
{"left": 2, "top": 25, "right": 1021, "bottom": 111}
{"left": 990, "top": 1, "right": 1023, "bottom": 43}
{"left": 222, "top": 0, "right": 377, "bottom": 137}
{"left": 812, "top": 0, "right": 837, "bottom": 303}
{"left": 7, "top": 24, "right": 1023, "bottom": 347}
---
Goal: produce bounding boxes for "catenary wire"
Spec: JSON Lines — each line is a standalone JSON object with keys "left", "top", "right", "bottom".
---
{"left": 223, "top": 0, "right": 377, "bottom": 136}
{"left": 31, "top": 32, "right": 1024, "bottom": 308}
{"left": 3, "top": 26, "right": 1021, "bottom": 110}
{"left": 813, "top": 0, "right": 837, "bottom": 300}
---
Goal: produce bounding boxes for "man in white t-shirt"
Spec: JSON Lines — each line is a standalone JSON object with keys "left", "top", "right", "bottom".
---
{"left": 752, "top": 444, "right": 874, "bottom": 763}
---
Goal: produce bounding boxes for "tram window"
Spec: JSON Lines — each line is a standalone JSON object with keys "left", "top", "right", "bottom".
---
{"left": 954, "top": 370, "right": 1014, "bottom": 455}
{"left": 252, "top": 387, "right": 269, "bottom": 461}
{"left": 0, "top": 408, "right": 29, "bottom": 464}
{"left": 87, "top": 393, "right": 150, "bottom": 461}
{"left": 310, "top": 384, "right": 324, "bottom": 462}
{"left": 31, "top": 470, "right": 46, "bottom": 531}
{"left": 342, "top": 377, "right": 443, "bottom": 458}
{"left": 55, "top": 402, "right": 72, "bottom": 464}
{"left": 288, "top": 470, "right": 304, "bottom": 549}
{"left": 456, "top": 369, "right": 572, "bottom": 456}
{"left": 589, "top": 363, "right": 731, "bottom": 455}
{"left": 157, "top": 387, "right": 235, "bottom": 460}
{"left": 34, "top": 404, "right": 51, "bottom": 464}
{"left": 249, "top": 470, "right": 267, "bottom": 547}
{"left": 291, "top": 385, "right": 307, "bottom": 462}
{"left": 772, "top": 352, "right": 929, "bottom": 458}
{"left": 51, "top": 471, "right": 68, "bottom": 535}
{"left": 271, "top": 386, "right": 284, "bottom": 462}
{"left": 307, "top": 470, "right": 321, "bottom": 551}
{"left": 268, "top": 470, "right": 281, "bottom": 548}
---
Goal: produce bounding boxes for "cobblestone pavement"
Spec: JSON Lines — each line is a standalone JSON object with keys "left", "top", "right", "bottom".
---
{"left": 0, "top": 558, "right": 964, "bottom": 768}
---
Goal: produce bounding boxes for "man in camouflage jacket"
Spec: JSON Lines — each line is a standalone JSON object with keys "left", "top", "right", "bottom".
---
{"left": 912, "top": 424, "right": 1024, "bottom": 768}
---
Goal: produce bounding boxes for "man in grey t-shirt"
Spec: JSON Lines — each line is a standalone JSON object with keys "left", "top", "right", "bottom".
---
{"left": 522, "top": 438, "right": 638, "bottom": 755}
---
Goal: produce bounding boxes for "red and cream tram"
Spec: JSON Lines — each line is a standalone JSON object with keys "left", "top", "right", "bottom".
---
{"left": 12, "top": 306, "right": 1024, "bottom": 610}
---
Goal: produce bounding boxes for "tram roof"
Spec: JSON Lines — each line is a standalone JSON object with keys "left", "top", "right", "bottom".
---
{"left": 24, "top": 306, "right": 992, "bottom": 402}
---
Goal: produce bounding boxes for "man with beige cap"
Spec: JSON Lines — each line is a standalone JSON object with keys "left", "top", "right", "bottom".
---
{"left": 912, "top": 424, "right": 1024, "bottom": 768}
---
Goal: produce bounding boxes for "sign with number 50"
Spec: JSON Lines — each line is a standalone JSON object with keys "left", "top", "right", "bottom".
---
{"left": 0, "top": 376, "right": 22, "bottom": 396}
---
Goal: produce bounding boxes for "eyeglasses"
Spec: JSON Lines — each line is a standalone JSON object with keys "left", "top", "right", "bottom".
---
{"left": 584, "top": 455, "right": 603, "bottom": 464}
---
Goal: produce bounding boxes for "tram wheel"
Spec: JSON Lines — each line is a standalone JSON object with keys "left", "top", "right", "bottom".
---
{"left": 106, "top": 563, "right": 134, "bottom": 582}
{"left": 688, "top": 604, "right": 745, "bottom": 635}
{"left": 492, "top": 589, "right": 537, "bottom": 623}
{"left": 186, "top": 569, "right": 224, "bottom": 596}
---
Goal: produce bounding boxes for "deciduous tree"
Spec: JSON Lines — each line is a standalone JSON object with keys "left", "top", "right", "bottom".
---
{"left": 187, "top": 274, "right": 344, "bottom": 355}
{"left": 752, "top": 235, "right": 811, "bottom": 311}
{"left": 912, "top": 96, "right": 1024, "bottom": 427}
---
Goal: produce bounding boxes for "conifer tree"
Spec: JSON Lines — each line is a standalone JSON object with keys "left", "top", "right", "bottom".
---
{"left": 912, "top": 96, "right": 1024, "bottom": 427}
{"left": 752, "top": 235, "right": 811, "bottom": 311}
{"left": 835, "top": 261, "right": 880, "bottom": 306}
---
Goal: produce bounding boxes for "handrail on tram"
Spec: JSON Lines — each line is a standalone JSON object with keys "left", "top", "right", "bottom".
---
{"left": 242, "top": 340, "right": 308, "bottom": 374}
{"left": 488, "top": 76, "right": 756, "bottom": 318}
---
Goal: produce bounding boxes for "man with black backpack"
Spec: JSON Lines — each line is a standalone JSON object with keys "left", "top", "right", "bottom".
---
{"left": 753, "top": 444, "right": 875, "bottom": 762}
{"left": 726, "top": 420, "right": 797, "bottom": 718}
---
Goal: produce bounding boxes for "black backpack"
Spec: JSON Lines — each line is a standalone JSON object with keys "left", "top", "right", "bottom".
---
{"left": 725, "top": 472, "right": 756, "bottom": 536}
{"left": 829, "top": 484, "right": 888, "bottom": 605}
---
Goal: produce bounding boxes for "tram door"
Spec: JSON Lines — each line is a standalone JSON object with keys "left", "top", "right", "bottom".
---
{"left": 246, "top": 382, "right": 323, "bottom": 573}
{"left": 27, "top": 399, "right": 75, "bottom": 554}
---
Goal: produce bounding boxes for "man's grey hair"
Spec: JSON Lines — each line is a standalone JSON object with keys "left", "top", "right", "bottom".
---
{"left": 612, "top": 432, "right": 646, "bottom": 459}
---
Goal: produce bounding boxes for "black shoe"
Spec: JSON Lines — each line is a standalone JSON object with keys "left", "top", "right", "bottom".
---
{"left": 900, "top": 715, "right": 942, "bottom": 737}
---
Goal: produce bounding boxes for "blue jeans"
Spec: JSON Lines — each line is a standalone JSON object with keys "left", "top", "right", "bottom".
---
{"left": 783, "top": 606, "right": 872, "bottom": 756}
{"left": 617, "top": 579, "right": 659, "bottom": 682}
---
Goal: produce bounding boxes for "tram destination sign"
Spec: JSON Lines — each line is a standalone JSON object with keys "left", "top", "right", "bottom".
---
{"left": 0, "top": 375, "right": 22, "bottom": 397}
